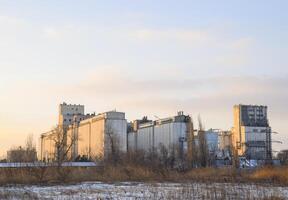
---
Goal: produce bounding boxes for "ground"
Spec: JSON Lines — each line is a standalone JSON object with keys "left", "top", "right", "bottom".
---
{"left": 0, "top": 182, "right": 288, "bottom": 200}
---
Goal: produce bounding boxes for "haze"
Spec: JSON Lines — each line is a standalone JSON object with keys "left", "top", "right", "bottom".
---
{"left": 0, "top": 1, "right": 287, "bottom": 157}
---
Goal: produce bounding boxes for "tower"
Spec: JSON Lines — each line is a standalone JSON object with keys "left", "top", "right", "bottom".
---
{"left": 232, "top": 104, "right": 271, "bottom": 160}
{"left": 58, "top": 102, "right": 85, "bottom": 126}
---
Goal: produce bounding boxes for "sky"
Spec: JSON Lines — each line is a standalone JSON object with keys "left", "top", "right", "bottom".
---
{"left": 0, "top": 0, "right": 287, "bottom": 157}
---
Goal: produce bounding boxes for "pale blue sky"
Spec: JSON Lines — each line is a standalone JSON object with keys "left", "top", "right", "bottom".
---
{"left": 0, "top": 1, "right": 287, "bottom": 156}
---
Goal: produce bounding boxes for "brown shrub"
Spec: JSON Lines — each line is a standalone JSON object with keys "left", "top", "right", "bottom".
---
{"left": 0, "top": 165, "right": 287, "bottom": 185}
{"left": 249, "top": 166, "right": 288, "bottom": 185}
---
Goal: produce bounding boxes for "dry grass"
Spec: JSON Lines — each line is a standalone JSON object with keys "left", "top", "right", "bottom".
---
{"left": 248, "top": 166, "right": 288, "bottom": 185}
{"left": 0, "top": 165, "right": 287, "bottom": 186}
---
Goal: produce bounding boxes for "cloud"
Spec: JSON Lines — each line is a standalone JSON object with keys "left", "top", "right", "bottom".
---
{"left": 230, "top": 37, "right": 254, "bottom": 49}
{"left": 0, "top": 15, "right": 28, "bottom": 39}
{"left": 0, "top": 15, "right": 26, "bottom": 27}
{"left": 69, "top": 69, "right": 288, "bottom": 100}
{"left": 42, "top": 27, "right": 62, "bottom": 38}
{"left": 1, "top": 69, "right": 287, "bottom": 154}
{"left": 42, "top": 25, "right": 80, "bottom": 39}
{"left": 131, "top": 29, "right": 210, "bottom": 43}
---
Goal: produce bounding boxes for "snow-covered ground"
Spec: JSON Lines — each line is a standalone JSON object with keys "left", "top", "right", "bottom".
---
{"left": 0, "top": 182, "right": 287, "bottom": 200}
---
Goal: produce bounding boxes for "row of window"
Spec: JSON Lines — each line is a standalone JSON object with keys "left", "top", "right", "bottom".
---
{"left": 63, "top": 118, "right": 83, "bottom": 122}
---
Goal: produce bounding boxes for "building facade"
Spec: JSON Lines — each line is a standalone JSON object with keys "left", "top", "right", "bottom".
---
{"left": 67, "top": 111, "right": 127, "bottom": 160}
{"left": 127, "top": 112, "right": 192, "bottom": 157}
{"left": 232, "top": 104, "right": 272, "bottom": 160}
{"left": 219, "top": 131, "right": 232, "bottom": 151}
{"left": 58, "top": 102, "right": 86, "bottom": 126}
{"left": 40, "top": 103, "right": 127, "bottom": 161}
{"left": 204, "top": 129, "right": 219, "bottom": 153}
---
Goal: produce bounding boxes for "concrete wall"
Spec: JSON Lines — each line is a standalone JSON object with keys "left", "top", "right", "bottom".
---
{"left": 40, "top": 131, "right": 56, "bottom": 161}
{"left": 128, "top": 115, "right": 190, "bottom": 155}
{"left": 58, "top": 103, "right": 85, "bottom": 126}
{"left": 232, "top": 104, "right": 271, "bottom": 159}
{"left": 243, "top": 126, "right": 270, "bottom": 159}
{"left": 204, "top": 130, "right": 219, "bottom": 152}
{"left": 41, "top": 111, "right": 127, "bottom": 161}
{"left": 69, "top": 111, "right": 127, "bottom": 160}
{"left": 219, "top": 131, "right": 232, "bottom": 150}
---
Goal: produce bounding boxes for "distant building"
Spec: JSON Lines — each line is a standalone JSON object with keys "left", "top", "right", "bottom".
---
{"left": 219, "top": 131, "right": 232, "bottom": 151}
{"left": 277, "top": 150, "right": 288, "bottom": 165}
{"left": 7, "top": 146, "right": 37, "bottom": 162}
{"left": 40, "top": 103, "right": 127, "bottom": 161}
{"left": 40, "top": 131, "right": 55, "bottom": 161}
{"left": 67, "top": 111, "right": 127, "bottom": 160}
{"left": 204, "top": 129, "right": 219, "bottom": 153}
{"left": 58, "top": 102, "right": 86, "bottom": 126}
{"left": 232, "top": 104, "right": 272, "bottom": 160}
{"left": 127, "top": 112, "right": 192, "bottom": 157}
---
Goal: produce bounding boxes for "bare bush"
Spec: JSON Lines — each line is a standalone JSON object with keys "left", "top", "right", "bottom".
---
{"left": 48, "top": 125, "right": 76, "bottom": 181}
{"left": 105, "top": 122, "right": 121, "bottom": 165}
{"left": 7, "top": 134, "right": 37, "bottom": 163}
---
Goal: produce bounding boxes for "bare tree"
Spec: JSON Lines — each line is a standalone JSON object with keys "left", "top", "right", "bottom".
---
{"left": 105, "top": 122, "right": 120, "bottom": 165}
{"left": 48, "top": 125, "right": 75, "bottom": 165}
{"left": 159, "top": 144, "right": 169, "bottom": 168}
{"left": 26, "top": 134, "right": 35, "bottom": 151}
{"left": 197, "top": 115, "right": 209, "bottom": 167}
{"left": 25, "top": 134, "right": 37, "bottom": 162}
{"left": 232, "top": 146, "right": 240, "bottom": 168}
{"left": 48, "top": 125, "right": 77, "bottom": 181}
{"left": 7, "top": 134, "right": 37, "bottom": 163}
{"left": 187, "top": 117, "right": 198, "bottom": 168}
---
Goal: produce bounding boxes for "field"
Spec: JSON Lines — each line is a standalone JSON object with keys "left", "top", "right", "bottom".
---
{"left": 0, "top": 165, "right": 288, "bottom": 199}
{"left": 0, "top": 182, "right": 288, "bottom": 200}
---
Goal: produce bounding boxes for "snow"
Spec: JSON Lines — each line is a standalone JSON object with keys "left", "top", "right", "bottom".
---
{"left": 0, "top": 182, "right": 287, "bottom": 199}
{"left": 0, "top": 162, "right": 98, "bottom": 168}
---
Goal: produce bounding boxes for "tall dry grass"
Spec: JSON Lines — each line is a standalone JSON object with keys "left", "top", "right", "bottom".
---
{"left": 248, "top": 166, "right": 288, "bottom": 185}
{"left": 0, "top": 165, "right": 287, "bottom": 186}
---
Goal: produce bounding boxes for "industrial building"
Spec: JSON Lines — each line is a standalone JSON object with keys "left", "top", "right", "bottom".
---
{"left": 219, "top": 131, "right": 232, "bottom": 151}
{"left": 232, "top": 104, "right": 272, "bottom": 160}
{"left": 127, "top": 112, "right": 192, "bottom": 156}
{"left": 40, "top": 103, "right": 127, "bottom": 161}
{"left": 40, "top": 102, "right": 273, "bottom": 165}
{"left": 67, "top": 111, "right": 127, "bottom": 160}
{"left": 203, "top": 129, "right": 219, "bottom": 153}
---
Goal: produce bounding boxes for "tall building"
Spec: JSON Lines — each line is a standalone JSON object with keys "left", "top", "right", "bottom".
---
{"left": 204, "top": 129, "right": 219, "bottom": 153}
{"left": 40, "top": 103, "right": 127, "bottom": 161}
{"left": 232, "top": 104, "right": 272, "bottom": 160}
{"left": 127, "top": 112, "right": 192, "bottom": 157}
{"left": 58, "top": 102, "right": 85, "bottom": 126}
{"left": 67, "top": 111, "right": 127, "bottom": 160}
{"left": 219, "top": 131, "right": 232, "bottom": 151}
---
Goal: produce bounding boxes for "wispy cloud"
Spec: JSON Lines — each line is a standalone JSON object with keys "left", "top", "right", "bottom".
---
{"left": 230, "top": 37, "right": 254, "bottom": 49}
{"left": 0, "top": 15, "right": 26, "bottom": 27}
{"left": 131, "top": 29, "right": 210, "bottom": 42}
{"left": 42, "top": 25, "right": 80, "bottom": 39}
